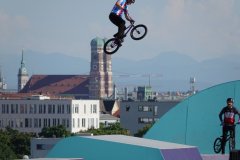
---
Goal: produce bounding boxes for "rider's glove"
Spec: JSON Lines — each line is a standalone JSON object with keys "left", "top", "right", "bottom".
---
{"left": 130, "top": 19, "right": 135, "bottom": 24}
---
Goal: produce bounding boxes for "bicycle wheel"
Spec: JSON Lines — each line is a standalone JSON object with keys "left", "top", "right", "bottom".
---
{"left": 229, "top": 137, "right": 235, "bottom": 151}
{"left": 104, "top": 38, "right": 120, "bottom": 55}
{"left": 213, "top": 137, "right": 222, "bottom": 153}
{"left": 130, "top": 24, "right": 147, "bottom": 40}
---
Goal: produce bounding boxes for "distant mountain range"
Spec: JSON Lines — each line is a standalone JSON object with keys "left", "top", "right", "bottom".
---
{"left": 1, "top": 50, "right": 240, "bottom": 91}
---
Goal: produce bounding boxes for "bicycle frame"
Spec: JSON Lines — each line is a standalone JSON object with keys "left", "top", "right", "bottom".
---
{"left": 103, "top": 22, "right": 147, "bottom": 54}
{"left": 221, "top": 130, "right": 234, "bottom": 142}
{"left": 122, "top": 23, "right": 135, "bottom": 38}
{"left": 213, "top": 123, "right": 238, "bottom": 153}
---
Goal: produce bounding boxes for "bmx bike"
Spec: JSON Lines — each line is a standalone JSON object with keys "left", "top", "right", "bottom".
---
{"left": 213, "top": 124, "right": 237, "bottom": 153}
{"left": 104, "top": 21, "right": 147, "bottom": 54}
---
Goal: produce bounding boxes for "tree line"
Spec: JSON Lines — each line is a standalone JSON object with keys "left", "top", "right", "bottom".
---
{"left": 0, "top": 123, "right": 151, "bottom": 159}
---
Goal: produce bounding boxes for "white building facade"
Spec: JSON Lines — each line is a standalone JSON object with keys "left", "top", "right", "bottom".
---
{"left": 0, "top": 96, "right": 100, "bottom": 133}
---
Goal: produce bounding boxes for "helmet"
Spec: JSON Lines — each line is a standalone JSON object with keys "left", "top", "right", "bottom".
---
{"left": 227, "top": 98, "right": 234, "bottom": 103}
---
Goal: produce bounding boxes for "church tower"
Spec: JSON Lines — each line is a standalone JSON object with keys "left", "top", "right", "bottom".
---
{"left": 103, "top": 38, "right": 113, "bottom": 97}
{"left": 18, "top": 49, "right": 29, "bottom": 92}
{"left": 89, "top": 37, "right": 113, "bottom": 99}
{"left": 0, "top": 66, "right": 7, "bottom": 90}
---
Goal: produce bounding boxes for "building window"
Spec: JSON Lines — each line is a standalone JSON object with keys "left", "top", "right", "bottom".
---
{"left": 57, "top": 119, "right": 60, "bottom": 126}
{"left": 143, "top": 106, "right": 151, "bottom": 112}
{"left": 75, "top": 105, "right": 79, "bottom": 114}
{"left": 39, "top": 104, "right": 42, "bottom": 114}
{"left": 82, "top": 118, "right": 86, "bottom": 127}
{"left": 20, "top": 104, "right": 24, "bottom": 114}
{"left": 48, "top": 119, "right": 51, "bottom": 127}
{"left": 36, "top": 144, "right": 53, "bottom": 150}
{"left": 73, "top": 118, "right": 75, "bottom": 128}
{"left": 16, "top": 104, "right": 19, "bottom": 114}
{"left": 67, "top": 105, "right": 71, "bottom": 114}
{"left": 138, "top": 106, "right": 143, "bottom": 111}
{"left": 24, "top": 104, "right": 28, "bottom": 114}
{"left": 84, "top": 105, "right": 86, "bottom": 114}
{"left": 62, "top": 119, "right": 66, "bottom": 127}
{"left": 62, "top": 105, "right": 64, "bottom": 114}
{"left": 67, "top": 119, "right": 69, "bottom": 128}
{"left": 11, "top": 104, "right": 14, "bottom": 114}
{"left": 39, "top": 119, "right": 42, "bottom": 128}
{"left": 36, "top": 144, "right": 45, "bottom": 150}
{"left": 93, "top": 104, "right": 97, "bottom": 113}
{"left": 34, "top": 104, "right": 37, "bottom": 114}
{"left": 43, "top": 105, "right": 46, "bottom": 114}
{"left": 29, "top": 104, "right": 33, "bottom": 114}
{"left": 57, "top": 104, "right": 61, "bottom": 114}
{"left": 126, "top": 106, "right": 130, "bottom": 112}
{"left": 138, "top": 105, "right": 152, "bottom": 112}
{"left": 25, "top": 118, "right": 29, "bottom": 128}
{"left": 20, "top": 119, "right": 23, "bottom": 128}
{"left": 48, "top": 104, "right": 52, "bottom": 114}
{"left": 2, "top": 104, "right": 5, "bottom": 114}
{"left": 6, "top": 104, "right": 9, "bottom": 114}
{"left": 138, "top": 117, "right": 153, "bottom": 124}
{"left": 29, "top": 118, "right": 32, "bottom": 128}
{"left": 34, "top": 118, "right": 38, "bottom": 128}
{"left": 44, "top": 119, "right": 47, "bottom": 127}
{"left": 52, "top": 104, "right": 55, "bottom": 114}
{"left": 78, "top": 118, "right": 80, "bottom": 128}
{"left": 88, "top": 118, "right": 94, "bottom": 129}
{"left": 53, "top": 119, "right": 56, "bottom": 126}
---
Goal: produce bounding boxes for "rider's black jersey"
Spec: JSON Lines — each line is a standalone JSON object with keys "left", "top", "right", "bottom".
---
{"left": 219, "top": 106, "right": 240, "bottom": 125}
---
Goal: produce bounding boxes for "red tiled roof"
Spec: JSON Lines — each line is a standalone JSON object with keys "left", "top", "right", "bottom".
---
{"left": 0, "top": 92, "right": 32, "bottom": 99}
{"left": 20, "top": 75, "right": 90, "bottom": 97}
{"left": 0, "top": 92, "right": 63, "bottom": 100}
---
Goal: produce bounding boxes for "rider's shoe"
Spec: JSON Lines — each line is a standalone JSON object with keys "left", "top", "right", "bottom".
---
{"left": 114, "top": 39, "right": 122, "bottom": 47}
{"left": 114, "top": 33, "right": 124, "bottom": 40}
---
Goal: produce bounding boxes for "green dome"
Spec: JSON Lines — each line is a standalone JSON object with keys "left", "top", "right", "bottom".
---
{"left": 91, "top": 37, "right": 104, "bottom": 47}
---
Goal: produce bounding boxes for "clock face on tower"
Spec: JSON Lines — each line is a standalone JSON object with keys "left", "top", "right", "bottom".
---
{"left": 93, "top": 65, "right": 97, "bottom": 70}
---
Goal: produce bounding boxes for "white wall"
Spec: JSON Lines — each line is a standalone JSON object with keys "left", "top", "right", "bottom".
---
{"left": 0, "top": 98, "right": 100, "bottom": 133}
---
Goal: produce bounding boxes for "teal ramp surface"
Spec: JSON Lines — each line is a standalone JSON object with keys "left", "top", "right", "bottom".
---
{"left": 144, "top": 80, "right": 240, "bottom": 154}
{"left": 47, "top": 136, "right": 164, "bottom": 160}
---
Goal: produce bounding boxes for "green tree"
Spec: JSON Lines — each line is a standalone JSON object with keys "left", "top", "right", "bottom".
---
{"left": 39, "top": 125, "right": 71, "bottom": 138}
{"left": 0, "top": 142, "right": 17, "bottom": 160}
{"left": 3, "top": 127, "right": 32, "bottom": 158}
{"left": 79, "top": 123, "right": 129, "bottom": 135}
{"left": 0, "top": 127, "right": 31, "bottom": 159}
{"left": 11, "top": 133, "right": 31, "bottom": 158}
{"left": 134, "top": 124, "right": 153, "bottom": 137}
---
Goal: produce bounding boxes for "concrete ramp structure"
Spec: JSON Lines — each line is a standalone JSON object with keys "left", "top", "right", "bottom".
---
{"left": 145, "top": 80, "right": 240, "bottom": 154}
{"left": 47, "top": 135, "right": 202, "bottom": 160}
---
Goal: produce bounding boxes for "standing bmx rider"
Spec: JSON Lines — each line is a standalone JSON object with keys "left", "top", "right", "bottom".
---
{"left": 219, "top": 98, "right": 240, "bottom": 154}
{"left": 109, "top": 0, "right": 135, "bottom": 40}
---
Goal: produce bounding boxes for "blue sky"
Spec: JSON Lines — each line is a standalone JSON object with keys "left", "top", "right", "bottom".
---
{"left": 1, "top": 0, "right": 240, "bottom": 62}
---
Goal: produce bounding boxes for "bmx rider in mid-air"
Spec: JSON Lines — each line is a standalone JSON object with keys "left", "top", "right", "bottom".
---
{"left": 109, "top": 0, "right": 135, "bottom": 40}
